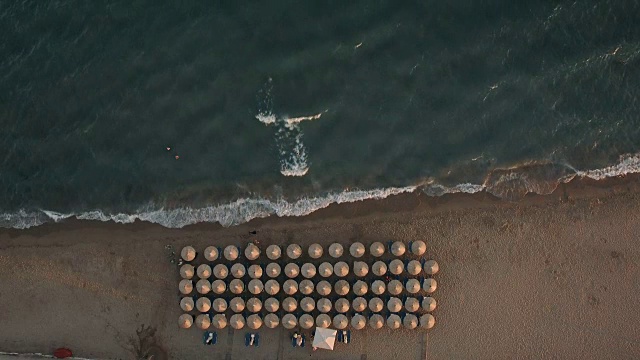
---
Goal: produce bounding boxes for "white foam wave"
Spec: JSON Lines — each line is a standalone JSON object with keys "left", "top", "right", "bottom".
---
{"left": 283, "top": 111, "right": 325, "bottom": 129}
{"left": 578, "top": 153, "right": 640, "bottom": 180}
{"left": 255, "top": 112, "right": 277, "bottom": 125}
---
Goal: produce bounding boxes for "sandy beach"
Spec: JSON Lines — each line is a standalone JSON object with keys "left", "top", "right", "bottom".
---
{"left": 1, "top": 175, "right": 639, "bottom": 359}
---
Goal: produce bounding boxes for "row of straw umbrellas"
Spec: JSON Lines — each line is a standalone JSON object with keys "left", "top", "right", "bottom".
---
{"left": 180, "top": 295, "right": 437, "bottom": 314}
{"left": 179, "top": 312, "right": 435, "bottom": 331}
{"left": 180, "top": 240, "right": 427, "bottom": 263}
{"left": 179, "top": 277, "right": 437, "bottom": 296}
{"left": 180, "top": 259, "right": 439, "bottom": 281}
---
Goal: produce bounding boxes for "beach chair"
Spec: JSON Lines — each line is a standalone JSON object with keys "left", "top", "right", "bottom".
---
{"left": 254, "top": 333, "right": 260, "bottom": 347}
{"left": 300, "top": 335, "right": 305, "bottom": 348}
{"left": 346, "top": 330, "right": 351, "bottom": 344}
{"left": 212, "top": 332, "right": 218, "bottom": 345}
{"left": 387, "top": 240, "right": 394, "bottom": 253}
{"left": 337, "top": 330, "right": 343, "bottom": 343}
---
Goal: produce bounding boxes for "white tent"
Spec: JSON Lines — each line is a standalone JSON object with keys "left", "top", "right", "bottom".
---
{"left": 312, "top": 327, "right": 337, "bottom": 351}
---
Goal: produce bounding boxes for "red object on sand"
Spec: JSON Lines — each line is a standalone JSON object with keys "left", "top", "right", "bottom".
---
{"left": 54, "top": 348, "right": 73, "bottom": 358}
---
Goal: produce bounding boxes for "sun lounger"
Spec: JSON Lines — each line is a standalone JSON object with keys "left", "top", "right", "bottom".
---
{"left": 346, "top": 330, "right": 351, "bottom": 344}
{"left": 255, "top": 333, "right": 260, "bottom": 347}
{"left": 337, "top": 330, "right": 343, "bottom": 343}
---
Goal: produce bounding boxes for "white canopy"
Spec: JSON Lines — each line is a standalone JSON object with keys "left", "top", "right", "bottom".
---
{"left": 204, "top": 246, "right": 219, "bottom": 261}
{"left": 312, "top": 327, "right": 337, "bottom": 350}
{"left": 266, "top": 244, "right": 281, "bottom": 260}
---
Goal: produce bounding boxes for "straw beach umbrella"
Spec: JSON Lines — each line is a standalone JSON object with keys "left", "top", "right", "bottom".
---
{"left": 265, "top": 263, "right": 281, "bottom": 278}
{"left": 335, "top": 280, "right": 350, "bottom": 296}
{"left": 224, "top": 245, "right": 239, "bottom": 261}
{"left": 316, "top": 314, "right": 331, "bottom": 328}
{"left": 349, "top": 242, "right": 365, "bottom": 258}
{"left": 406, "top": 279, "right": 421, "bottom": 294}
{"left": 423, "top": 278, "right": 437, "bottom": 293}
{"left": 247, "top": 314, "right": 262, "bottom": 329}
{"left": 179, "top": 314, "right": 193, "bottom": 329}
{"left": 300, "top": 297, "right": 315, "bottom": 312}
{"left": 181, "top": 246, "right": 196, "bottom": 262}
{"left": 351, "top": 314, "right": 366, "bottom": 330}
{"left": 317, "top": 298, "right": 331, "bottom": 313}
{"left": 299, "top": 314, "right": 314, "bottom": 329}
{"left": 407, "top": 260, "right": 422, "bottom": 276}
{"left": 212, "top": 314, "right": 227, "bottom": 329}
{"left": 308, "top": 243, "right": 323, "bottom": 259}
{"left": 372, "top": 261, "right": 387, "bottom": 276}
{"left": 213, "top": 264, "right": 228, "bottom": 279}
{"left": 333, "top": 314, "right": 348, "bottom": 329}
{"left": 196, "top": 297, "right": 211, "bottom": 312}
{"left": 266, "top": 245, "right": 281, "bottom": 260}
{"left": 424, "top": 260, "right": 440, "bottom": 275}
{"left": 179, "top": 279, "right": 193, "bottom": 295}
{"left": 301, "top": 263, "right": 316, "bottom": 278}
{"left": 369, "top": 297, "right": 383, "bottom": 313}
{"left": 329, "top": 243, "right": 344, "bottom": 258}
{"left": 230, "top": 263, "right": 246, "bottom": 278}
{"left": 282, "top": 297, "right": 298, "bottom": 312}
{"left": 405, "top": 297, "right": 420, "bottom": 312}
{"left": 387, "top": 297, "right": 402, "bottom": 313}
{"left": 244, "top": 243, "right": 260, "bottom": 261}
{"left": 286, "top": 244, "right": 302, "bottom": 259}
{"left": 411, "top": 240, "right": 426, "bottom": 255}
{"left": 247, "top": 298, "right": 262, "bottom": 313}
{"left": 318, "top": 262, "right": 333, "bottom": 277}
{"left": 196, "top": 279, "right": 211, "bottom": 295}
{"left": 422, "top": 297, "right": 437, "bottom": 312}
{"left": 334, "top": 261, "right": 349, "bottom": 277}
{"left": 211, "top": 279, "right": 226, "bottom": 294}
{"left": 213, "top": 298, "right": 227, "bottom": 312}
{"left": 229, "top": 279, "right": 244, "bottom": 294}
{"left": 230, "top": 297, "right": 245, "bottom": 313}
{"left": 196, "top": 314, "right": 211, "bottom": 330}
{"left": 388, "top": 280, "right": 403, "bottom": 295}
{"left": 335, "top": 298, "right": 349, "bottom": 313}
{"left": 371, "top": 280, "right": 385, "bottom": 295}
{"left": 197, "top": 264, "right": 212, "bottom": 279}
{"left": 283, "top": 279, "right": 298, "bottom": 295}
{"left": 265, "top": 279, "right": 280, "bottom": 296}
{"left": 180, "top": 297, "right": 194, "bottom": 312}
{"left": 352, "top": 297, "right": 367, "bottom": 312}
{"left": 282, "top": 314, "right": 297, "bottom": 329}
{"left": 386, "top": 314, "right": 401, "bottom": 329}
{"left": 353, "top": 280, "right": 368, "bottom": 296}
{"left": 179, "top": 264, "right": 194, "bottom": 279}
{"left": 299, "top": 280, "right": 314, "bottom": 295}
{"left": 264, "top": 313, "right": 279, "bottom": 329}
{"left": 389, "top": 259, "right": 404, "bottom": 275}
{"left": 391, "top": 241, "right": 406, "bottom": 256}
{"left": 248, "top": 264, "right": 262, "bottom": 279}
{"left": 284, "top": 263, "right": 300, "bottom": 278}
{"left": 420, "top": 314, "right": 436, "bottom": 329}
{"left": 370, "top": 242, "right": 385, "bottom": 257}
{"left": 248, "top": 279, "right": 264, "bottom": 295}
{"left": 204, "top": 246, "right": 219, "bottom": 261}
{"left": 403, "top": 314, "right": 418, "bottom": 329}
{"left": 369, "top": 314, "right": 383, "bottom": 329}
{"left": 353, "top": 261, "right": 369, "bottom": 277}
{"left": 264, "top": 297, "right": 279, "bottom": 312}
{"left": 230, "top": 314, "right": 245, "bottom": 330}
{"left": 316, "top": 281, "right": 331, "bottom": 296}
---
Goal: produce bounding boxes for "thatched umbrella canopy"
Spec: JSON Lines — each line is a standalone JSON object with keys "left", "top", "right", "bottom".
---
{"left": 204, "top": 246, "right": 219, "bottom": 261}
{"left": 211, "top": 279, "right": 226, "bottom": 294}
{"left": 386, "top": 314, "right": 401, "bottom": 329}
{"left": 196, "top": 297, "right": 211, "bottom": 312}
{"left": 316, "top": 314, "right": 331, "bottom": 328}
{"left": 308, "top": 243, "right": 323, "bottom": 259}
{"left": 179, "top": 279, "right": 193, "bottom": 295}
{"left": 335, "top": 280, "right": 350, "bottom": 296}
{"left": 197, "top": 264, "right": 212, "bottom": 279}
{"left": 353, "top": 280, "right": 368, "bottom": 296}
{"left": 333, "top": 314, "right": 348, "bottom": 329}
{"left": 264, "top": 313, "right": 279, "bottom": 329}
{"left": 403, "top": 314, "right": 418, "bottom": 329}
{"left": 213, "top": 264, "right": 229, "bottom": 279}
{"left": 229, "top": 279, "right": 244, "bottom": 295}
{"left": 224, "top": 245, "right": 239, "bottom": 261}
{"left": 368, "top": 297, "right": 383, "bottom": 313}
{"left": 196, "top": 279, "right": 211, "bottom": 295}
{"left": 391, "top": 241, "right": 406, "bottom": 257}
{"left": 424, "top": 260, "right": 439, "bottom": 275}
{"left": 230, "top": 314, "right": 245, "bottom": 330}
{"left": 411, "top": 240, "right": 426, "bottom": 255}
{"left": 283, "top": 279, "right": 298, "bottom": 295}
{"left": 212, "top": 314, "right": 227, "bottom": 329}
{"left": 282, "top": 314, "right": 297, "bottom": 329}
{"left": 247, "top": 314, "right": 262, "bottom": 330}
{"left": 372, "top": 261, "right": 387, "bottom": 276}
{"left": 244, "top": 243, "right": 260, "bottom": 261}
{"left": 181, "top": 246, "right": 196, "bottom": 262}
{"left": 213, "top": 298, "right": 227, "bottom": 312}
{"left": 387, "top": 297, "right": 402, "bottom": 313}
{"left": 180, "top": 297, "right": 194, "bottom": 312}
{"left": 353, "top": 261, "right": 369, "bottom": 277}
{"left": 352, "top": 297, "right": 367, "bottom": 312}
{"left": 299, "top": 314, "right": 314, "bottom": 329}
{"left": 368, "top": 314, "right": 383, "bottom": 329}
{"left": 351, "top": 314, "right": 366, "bottom": 330}
{"left": 420, "top": 314, "right": 436, "bottom": 329}
{"left": 196, "top": 314, "right": 211, "bottom": 330}
{"left": 299, "top": 280, "right": 314, "bottom": 295}
{"left": 349, "top": 242, "right": 365, "bottom": 258}
{"left": 230, "top": 263, "right": 246, "bottom": 278}
{"left": 370, "top": 242, "right": 385, "bottom": 257}
{"left": 317, "top": 298, "right": 331, "bottom": 313}
{"left": 265, "top": 263, "right": 281, "bottom": 278}
{"left": 179, "top": 314, "right": 193, "bottom": 329}
{"left": 179, "top": 264, "right": 194, "bottom": 279}
{"left": 422, "top": 297, "right": 437, "bottom": 311}
{"left": 329, "top": 243, "right": 344, "bottom": 258}
{"left": 318, "top": 262, "right": 333, "bottom": 278}
{"left": 406, "top": 278, "right": 421, "bottom": 294}
{"left": 248, "top": 279, "right": 264, "bottom": 295}
{"left": 230, "top": 297, "right": 245, "bottom": 313}
{"left": 301, "top": 263, "right": 316, "bottom": 279}
{"left": 316, "top": 280, "right": 331, "bottom": 296}
{"left": 371, "top": 280, "right": 386, "bottom": 295}
{"left": 407, "top": 260, "right": 422, "bottom": 275}
{"left": 405, "top": 297, "right": 420, "bottom": 312}
{"left": 335, "top": 298, "right": 349, "bottom": 313}
{"left": 264, "top": 297, "right": 280, "bottom": 313}
{"left": 334, "top": 261, "right": 349, "bottom": 277}
{"left": 286, "top": 244, "right": 302, "bottom": 259}
{"left": 389, "top": 259, "right": 404, "bottom": 275}
{"left": 300, "top": 297, "right": 315, "bottom": 312}
{"left": 423, "top": 278, "right": 437, "bottom": 293}
{"left": 266, "top": 245, "right": 281, "bottom": 260}
{"left": 265, "top": 279, "right": 280, "bottom": 296}
{"left": 284, "top": 263, "right": 300, "bottom": 278}
{"left": 248, "top": 264, "right": 263, "bottom": 279}
{"left": 282, "top": 297, "right": 298, "bottom": 312}
{"left": 388, "top": 280, "right": 403, "bottom": 295}
{"left": 247, "top": 297, "right": 262, "bottom": 313}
